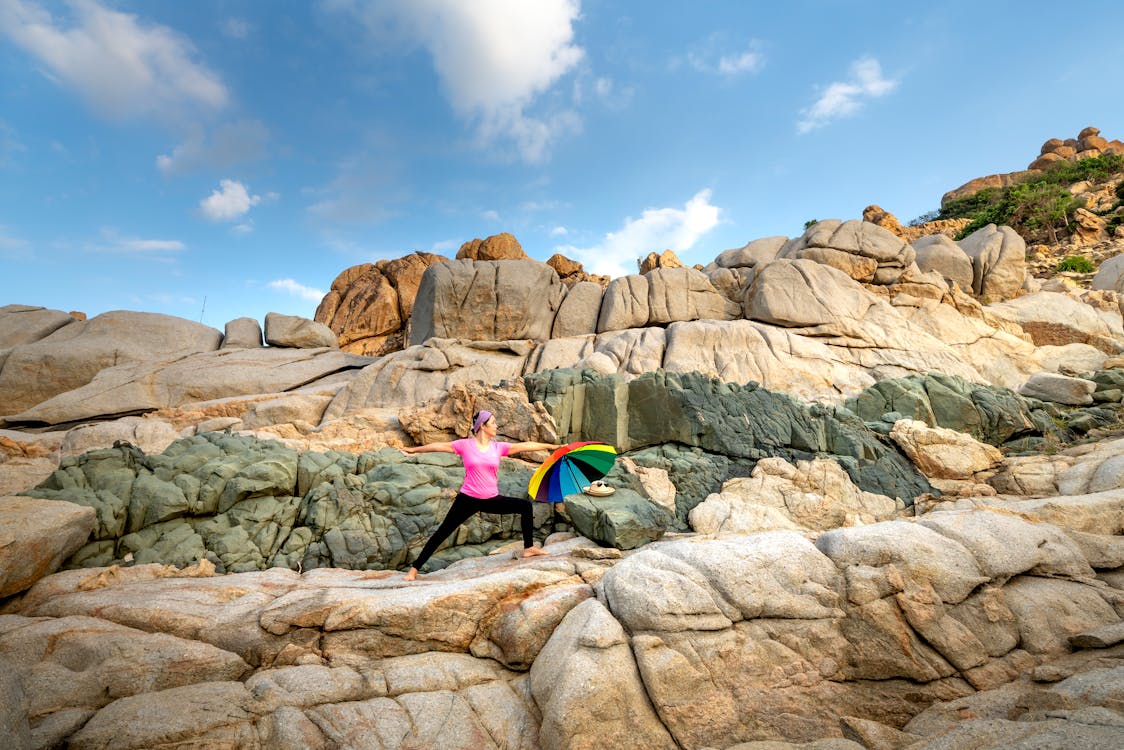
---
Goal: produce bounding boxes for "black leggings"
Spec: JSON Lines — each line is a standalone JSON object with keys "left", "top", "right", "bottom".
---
{"left": 410, "top": 492, "right": 535, "bottom": 571}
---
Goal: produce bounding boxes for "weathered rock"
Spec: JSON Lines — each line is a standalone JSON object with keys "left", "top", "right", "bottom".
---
{"left": 942, "top": 171, "right": 1032, "bottom": 206}
{"left": 396, "top": 379, "right": 558, "bottom": 446}
{"left": 221, "top": 317, "right": 263, "bottom": 349}
{"left": 551, "top": 281, "right": 604, "bottom": 338}
{"left": 989, "top": 292, "right": 1122, "bottom": 354}
{"left": 564, "top": 489, "right": 671, "bottom": 549}
{"left": 913, "top": 234, "right": 975, "bottom": 292}
{"left": 846, "top": 372, "right": 1055, "bottom": 447}
{"left": 1018, "top": 372, "right": 1097, "bottom": 405}
{"left": 3, "top": 347, "right": 372, "bottom": 427}
{"left": 0, "top": 311, "right": 223, "bottom": 416}
{"left": 1092, "top": 253, "right": 1124, "bottom": 292}
{"left": 546, "top": 253, "right": 608, "bottom": 287}
{"left": 598, "top": 267, "right": 740, "bottom": 331}
{"left": 1055, "top": 436, "right": 1124, "bottom": 495}
{"left": 0, "top": 615, "right": 250, "bottom": 722}
{"left": 527, "top": 368, "right": 933, "bottom": 503}
{"left": 315, "top": 253, "right": 448, "bottom": 357}
{"left": 890, "top": 419, "right": 1004, "bottom": 480}
{"left": 713, "top": 236, "right": 787, "bottom": 269}
{"left": 0, "top": 496, "right": 95, "bottom": 597}
{"left": 862, "top": 205, "right": 906, "bottom": 237}
{"left": 530, "top": 598, "right": 677, "bottom": 749}
{"left": 264, "top": 312, "right": 339, "bottom": 349}
{"left": 60, "top": 416, "right": 181, "bottom": 458}
{"left": 779, "top": 219, "right": 916, "bottom": 284}
{"left": 688, "top": 457, "right": 901, "bottom": 535}
{"left": 638, "top": 249, "right": 685, "bottom": 274}
{"left": 324, "top": 338, "right": 533, "bottom": 418}
{"left": 958, "top": 224, "right": 1027, "bottom": 302}
{"left": 410, "top": 259, "right": 565, "bottom": 344}
{"left": 456, "top": 232, "right": 528, "bottom": 261}
{"left": 0, "top": 304, "right": 77, "bottom": 348}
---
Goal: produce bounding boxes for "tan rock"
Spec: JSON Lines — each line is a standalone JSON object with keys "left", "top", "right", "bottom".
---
{"left": 890, "top": 419, "right": 1003, "bottom": 480}
{"left": 1029, "top": 152, "right": 1066, "bottom": 171}
{"left": 959, "top": 224, "right": 1027, "bottom": 302}
{"left": 0, "top": 496, "right": 95, "bottom": 597}
{"left": 942, "top": 171, "right": 1032, "bottom": 206}
{"left": 315, "top": 253, "right": 447, "bottom": 357}
{"left": 530, "top": 598, "right": 678, "bottom": 750}
{"left": 264, "top": 312, "right": 338, "bottom": 349}
{"left": 457, "top": 232, "right": 528, "bottom": 261}
{"left": 638, "top": 249, "right": 684, "bottom": 274}
{"left": 688, "top": 457, "right": 901, "bottom": 535}
{"left": 862, "top": 204, "right": 905, "bottom": 237}
{"left": 396, "top": 379, "right": 558, "bottom": 446}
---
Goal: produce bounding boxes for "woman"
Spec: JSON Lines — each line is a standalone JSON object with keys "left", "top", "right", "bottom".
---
{"left": 400, "top": 409, "right": 559, "bottom": 581}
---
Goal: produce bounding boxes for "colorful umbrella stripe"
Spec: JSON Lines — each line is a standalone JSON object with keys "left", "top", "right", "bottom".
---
{"left": 528, "top": 441, "right": 617, "bottom": 503}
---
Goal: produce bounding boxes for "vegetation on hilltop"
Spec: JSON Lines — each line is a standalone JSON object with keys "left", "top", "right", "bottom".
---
{"left": 916, "top": 154, "right": 1124, "bottom": 243}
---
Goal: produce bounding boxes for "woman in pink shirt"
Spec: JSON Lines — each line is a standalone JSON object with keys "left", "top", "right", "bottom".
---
{"left": 400, "top": 409, "right": 559, "bottom": 581}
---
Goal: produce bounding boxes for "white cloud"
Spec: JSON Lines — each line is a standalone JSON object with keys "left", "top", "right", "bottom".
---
{"left": 431, "top": 239, "right": 459, "bottom": 253}
{"left": 88, "top": 228, "right": 185, "bottom": 255}
{"left": 119, "top": 237, "right": 184, "bottom": 251}
{"left": 0, "top": 0, "right": 228, "bottom": 120}
{"left": 337, "top": 0, "right": 584, "bottom": 162}
{"left": 0, "top": 119, "right": 27, "bottom": 166}
{"left": 798, "top": 57, "right": 898, "bottom": 134}
{"left": 555, "top": 190, "right": 720, "bottom": 278}
{"left": 550, "top": 225, "right": 568, "bottom": 236}
{"left": 200, "top": 179, "right": 261, "bottom": 222}
{"left": 222, "top": 17, "right": 250, "bottom": 40}
{"left": 683, "top": 34, "right": 764, "bottom": 77}
{"left": 269, "top": 278, "right": 326, "bottom": 302}
{"left": 481, "top": 209, "right": 501, "bottom": 222}
{"left": 156, "top": 120, "right": 270, "bottom": 175}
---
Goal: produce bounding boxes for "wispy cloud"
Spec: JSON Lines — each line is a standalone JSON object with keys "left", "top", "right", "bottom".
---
{"left": 798, "top": 56, "right": 898, "bottom": 134}
{"left": 221, "top": 17, "right": 250, "bottom": 40}
{"left": 481, "top": 209, "right": 501, "bottom": 222}
{"left": 0, "top": 0, "right": 228, "bottom": 121}
{"left": 305, "top": 137, "right": 403, "bottom": 225}
{"left": 200, "top": 179, "right": 261, "bottom": 222}
{"left": 85, "top": 228, "right": 185, "bottom": 256}
{"left": 0, "top": 226, "right": 31, "bottom": 258}
{"left": 269, "top": 278, "right": 325, "bottom": 302}
{"left": 679, "top": 33, "right": 765, "bottom": 77}
{"left": 555, "top": 189, "right": 721, "bottom": 278}
{"left": 156, "top": 120, "right": 270, "bottom": 175}
{"left": 334, "top": 0, "right": 584, "bottom": 163}
{"left": 550, "top": 225, "right": 568, "bottom": 237}
{"left": 0, "top": 119, "right": 27, "bottom": 166}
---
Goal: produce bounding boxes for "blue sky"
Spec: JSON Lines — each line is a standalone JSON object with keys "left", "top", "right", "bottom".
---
{"left": 3, "top": 0, "right": 1123, "bottom": 330}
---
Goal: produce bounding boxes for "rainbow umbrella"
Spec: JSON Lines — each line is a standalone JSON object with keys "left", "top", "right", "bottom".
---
{"left": 528, "top": 441, "right": 617, "bottom": 503}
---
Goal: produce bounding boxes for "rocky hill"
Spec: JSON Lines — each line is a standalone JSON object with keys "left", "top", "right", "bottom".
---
{"left": 3, "top": 130, "right": 1124, "bottom": 749}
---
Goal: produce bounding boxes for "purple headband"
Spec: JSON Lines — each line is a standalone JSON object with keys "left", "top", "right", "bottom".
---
{"left": 472, "top": 410, "right": 493, "bottom": 434}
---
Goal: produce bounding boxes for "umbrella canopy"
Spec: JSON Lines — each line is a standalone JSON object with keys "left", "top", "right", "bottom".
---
{"left": 528, "top": 441, "right": 617, "bottom": 503}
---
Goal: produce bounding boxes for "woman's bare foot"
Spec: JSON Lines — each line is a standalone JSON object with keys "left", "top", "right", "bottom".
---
{"left": 521, "top": 546, "right": 549, "bottom": 558}
{"left": 404, "top": 567, "right": 419, "bottom": 581}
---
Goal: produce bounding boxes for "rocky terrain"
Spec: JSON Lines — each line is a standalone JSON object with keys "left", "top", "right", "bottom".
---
{"left": 3, "top": 130, "right": 1124, "bottom": 749}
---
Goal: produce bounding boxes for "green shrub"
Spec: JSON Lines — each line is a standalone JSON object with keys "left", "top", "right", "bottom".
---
{"left": 804, "top": 219, "right": 819, "bottom": 230}
{"left": 1055, "top": 255, "right": 1096, "bottom": 273}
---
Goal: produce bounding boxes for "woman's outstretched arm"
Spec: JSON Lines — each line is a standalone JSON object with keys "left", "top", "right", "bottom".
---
{"left": 400, "top": 442, "right": 456, "bottom": 455}
{"left": 507, "top": 441, "right": 560, "bottom": 455}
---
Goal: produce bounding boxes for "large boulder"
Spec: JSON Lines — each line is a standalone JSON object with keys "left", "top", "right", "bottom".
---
{"left": 889, "top": 419, "right": 1004, "bottom": 480}
{"left": 597, "top": 267, "right": 740, "bottom": 332}
{"left": 778, "top": 219, "right": 916, "bottom": 284}
{"left": 0, "top": 311, "right": 223, "bottom": 416}
{"left": 551, "top": 281, "right": 604, "bottom": 338}
{"left": 456, "top": 231, "right": 528, "bottom": 261}
{"left": 220, "top": 317, "right": 263, "bottom": 349}
{"left": 958, "top": 224, "right": 1027, "bottom": 302}
{"left": 0, "top": 496, "right": 96, "bottom": 597}
{"left": 989, "top": 291, "right": 1123, "bottom": 354}
{"left": 1091, "top": 253, "right": 1124, "bottom": 291}
{"left": 688, "top": 457, "right": 902, "bottom": 535}
{"left": 564, "top": 489, "right": 671, "bottom": 549}
{"left": 324, "top": 338, "right": 533, "bottom": 418}
{"left": 713, "top": 236, "right": 787, "bottom": 269}
{"left": 1018, "top": 372, "right": 1097, "bottom": 406}
{"left": 913, "top": 235, "right": 975, "bottom": 292}
{"left": 2, "top": 348, "right": 372, "bottom": 428}
{"left": 314, "top": 253, "right": 448, "bottom": 357}
{"left": 264, "top": 313, "right": 338, "bottom": 349}
{"left": 0, "top": 304, "right": 77, "bottom": 348}
{"left": 410, "top": 259, "right": 565, "bottom": 345}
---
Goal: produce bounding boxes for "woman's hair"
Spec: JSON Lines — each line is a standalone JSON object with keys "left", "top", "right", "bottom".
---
{"left": 471, "top": 410, "right": 493, "bottom": 434}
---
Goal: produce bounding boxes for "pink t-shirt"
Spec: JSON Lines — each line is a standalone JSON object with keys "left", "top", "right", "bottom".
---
{"left": 452, "top": 438, "right": 511, "bottom": 499}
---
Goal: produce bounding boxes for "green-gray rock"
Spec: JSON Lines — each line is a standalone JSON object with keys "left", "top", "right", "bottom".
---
{"left": 564, "top": 489, "right": 671, "bottom": 550}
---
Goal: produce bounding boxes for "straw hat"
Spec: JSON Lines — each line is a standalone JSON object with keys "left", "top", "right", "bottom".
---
{"left": 583, "top": 480, "right": 615, "bottom": 497}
